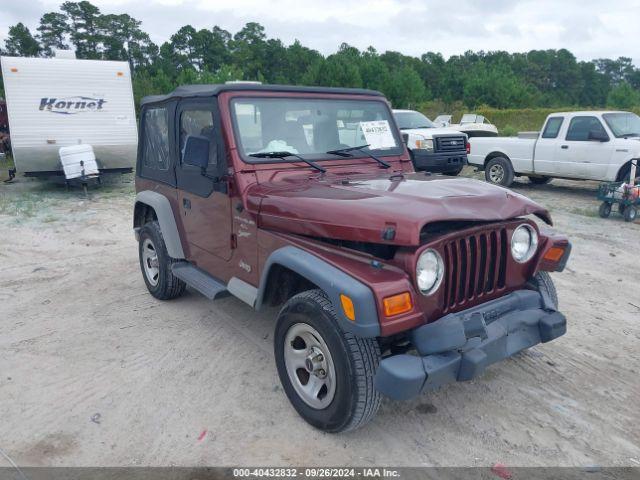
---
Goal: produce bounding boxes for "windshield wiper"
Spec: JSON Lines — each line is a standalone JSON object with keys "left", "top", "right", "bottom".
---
{"left": 326, "top": 144, "right": 391, "bottom": 169}
{"left": 249, "top": 151, "right": 326, "bottom": 173}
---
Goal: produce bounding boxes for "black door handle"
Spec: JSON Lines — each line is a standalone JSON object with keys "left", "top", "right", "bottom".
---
{"left": 561, "top": 145, "right": 569, "bottom": 149}
{"left": 183, "top": 198, "right": 191, "bottom": 209}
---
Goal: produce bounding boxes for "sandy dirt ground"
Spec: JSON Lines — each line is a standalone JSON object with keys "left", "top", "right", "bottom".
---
{"left": 0, "top": 169, "right": 639, "bottom": 468}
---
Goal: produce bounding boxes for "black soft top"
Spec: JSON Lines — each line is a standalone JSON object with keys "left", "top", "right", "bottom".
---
{"left": 140, "top": 83, "right": 385, "bottom": 106}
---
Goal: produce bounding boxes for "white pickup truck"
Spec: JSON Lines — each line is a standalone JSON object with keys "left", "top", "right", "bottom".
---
{"left": 393, "top": 109, "right": 468, "bottom": 175}
{"left": 468, "top": 111, "right": 640, "bottom": 187}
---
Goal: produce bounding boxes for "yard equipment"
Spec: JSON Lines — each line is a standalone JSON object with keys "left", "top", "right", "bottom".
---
{"left": 597, "top": 160, "right": 639, "bottom": 222}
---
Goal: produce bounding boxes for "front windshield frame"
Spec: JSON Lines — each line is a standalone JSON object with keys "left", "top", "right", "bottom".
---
{"left": 394, "top": 111, "right": 435, "bottom": 130}
{"left": 602, "top": 112, "right": 640, "bottom": 138}
{"left": 229, "top": 96, "right": 405, "bottom": 164}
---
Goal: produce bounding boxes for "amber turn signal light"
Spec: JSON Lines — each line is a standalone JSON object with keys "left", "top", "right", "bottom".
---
{"left": 383, "top": 292, "right": 413, "bottom": 317}
{"left": 340, "top": 294, "right": 355, "bottom": 321}
{"left": 543, "top": 246, "right": 565, "bottom": 262}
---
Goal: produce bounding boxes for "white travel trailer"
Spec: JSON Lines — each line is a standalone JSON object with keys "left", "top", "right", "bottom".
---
{"left": 0, "top": 55, "right": 137, "bottom": 176}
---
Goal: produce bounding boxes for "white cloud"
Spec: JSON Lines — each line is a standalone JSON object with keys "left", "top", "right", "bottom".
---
{"left": 0, "top": 0, "right": 638, "bottom": 64}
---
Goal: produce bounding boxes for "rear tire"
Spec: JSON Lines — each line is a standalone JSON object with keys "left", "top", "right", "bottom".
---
{"left": 485, "top": 156, "right": 514, "bottom": 187}
{"left": 274, "top": 289, "right": 381, "bottom": 433}
{"left": 623, "top": 206, "right": 637, "bottom": 222}
{"left": 138, "top": 221, "right": 186, "bottom": 300}
{"left": 598, "top": 202, "right": 612, "bottom": 218}
{"left": 528, "top": 176, "right": 552, "bottom": 185}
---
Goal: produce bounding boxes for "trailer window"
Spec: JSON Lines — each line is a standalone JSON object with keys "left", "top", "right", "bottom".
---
{"left": 142, "top": 107, "right": 170, "bottom": 171}
{"left": 541, "top": 117, "right": 563, "bottom": 138}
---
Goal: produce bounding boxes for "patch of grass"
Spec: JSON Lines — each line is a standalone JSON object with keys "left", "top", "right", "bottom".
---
{"left": 0, "top": 191, "right": 45, "bottom": 217}
{"left": 570, "top": 207, "right": 600, "bottom": 218}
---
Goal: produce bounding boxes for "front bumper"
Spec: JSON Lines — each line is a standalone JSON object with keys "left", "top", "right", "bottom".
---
{"left": 374, "top": 290, "right": 566, "bottom": 400}
{"left": 411, "top": 149, "right": 467, "bottom": 173}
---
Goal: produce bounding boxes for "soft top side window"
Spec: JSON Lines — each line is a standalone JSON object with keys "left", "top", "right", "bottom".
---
{"left": 179, "top": 110, "right": 217, "bottom": 165}
{"left": 541, "top": 117, "right": 563, "bottom": 139}
{"left": 142, "top": 107, "right": 170, "bottom": 171}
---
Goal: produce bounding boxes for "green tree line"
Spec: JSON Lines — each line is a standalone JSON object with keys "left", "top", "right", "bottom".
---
{"left": 2, "top": 0, "right": 640, "bottom": 111}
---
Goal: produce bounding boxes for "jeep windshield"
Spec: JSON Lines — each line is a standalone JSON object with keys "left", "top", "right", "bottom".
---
{"left": 231, "top": 97, "right": 403, "bottom": 163}
{"left": 394, "top": 111, "right": 435, "bottom": 130}
{"left": 602, "top": 112, "right": 640, "bottom": 138}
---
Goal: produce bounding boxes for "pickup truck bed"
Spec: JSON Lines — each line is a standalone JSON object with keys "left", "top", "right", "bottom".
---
{"left": 468, "top": 110, "right": 640, "bottom": 187}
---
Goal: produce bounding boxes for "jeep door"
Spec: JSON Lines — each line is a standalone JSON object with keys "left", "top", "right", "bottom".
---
{"left": 175, "top": 99, "right": 233, "bottom": 264}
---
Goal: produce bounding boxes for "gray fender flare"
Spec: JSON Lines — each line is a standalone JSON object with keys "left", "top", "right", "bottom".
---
{"left": 255, "top": 246, "right": 381, "bottom": 337}
{"left": 134, "top": 190, "right": 185, "bottom": 259}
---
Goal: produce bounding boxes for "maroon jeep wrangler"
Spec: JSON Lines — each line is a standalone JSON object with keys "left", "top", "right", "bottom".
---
{"left": 134, "top": 83, "right": 571, "bottom": 432}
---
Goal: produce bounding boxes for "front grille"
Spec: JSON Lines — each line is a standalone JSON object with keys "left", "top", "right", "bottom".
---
{"left": 442, "top": 227, "right": 508, "bottom": 310}
{"left": 435, "top": 136, "right": 466, "bottom": 152}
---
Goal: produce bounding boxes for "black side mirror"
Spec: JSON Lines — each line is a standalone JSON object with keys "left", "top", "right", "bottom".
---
{"left": 183, "top": 135, "right": 210, "bottom": 169}
{"left": 588, "top": 129, "right": 609, "bottom": 142}
{"left": 401, "top": 133, "right": 409, "bottom": 145}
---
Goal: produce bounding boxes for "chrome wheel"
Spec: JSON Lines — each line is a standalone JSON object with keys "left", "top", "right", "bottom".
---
{"left": 142, "top": 238, "right": 159, "bottom": 286}
{"left": 489, "top": 164, "right": 505, "bottom": 184}
{"left": 284, "top": 323, "right": 336, "bottom": 410}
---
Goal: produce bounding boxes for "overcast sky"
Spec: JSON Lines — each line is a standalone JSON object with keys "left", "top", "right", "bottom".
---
{"left": 1, "top": 0, "right": 639, "bottom": 64}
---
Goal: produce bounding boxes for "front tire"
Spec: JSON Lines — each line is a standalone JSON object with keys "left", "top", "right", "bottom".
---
{"left": 485, "top": 156, "right": 514, "bottom": 187}
{"left": 616, "top": 162, "right": 640, "bottom": 183}
{"left": 274, "top": 289, "right": 381, "bottom": 433}
{"left": 532, "top": 271, "right": 558, "bottom": 308}
{"left": 598, "top": 202, "right": 612, "bottom": 218}
{"left": 138, "top": 221, "right": 186, "bottom": 300}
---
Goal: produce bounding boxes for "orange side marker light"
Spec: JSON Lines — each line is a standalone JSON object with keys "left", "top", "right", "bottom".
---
{"left": 383, "top": 292, "right": 413, "bottom": 317}
{"left": 543, "top": 246, "right": 565, "bottom": 262}
{"left": 340, "top": 294, "right": 355, "bottom": 321}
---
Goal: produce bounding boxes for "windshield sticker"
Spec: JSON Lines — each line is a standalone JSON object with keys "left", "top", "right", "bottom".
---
{"left": 359, "top": 120, "right": 396, "bottom": 149}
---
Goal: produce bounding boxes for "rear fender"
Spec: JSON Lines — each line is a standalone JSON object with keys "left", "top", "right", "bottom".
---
{"left": 134, "top": 190, "right": 185, "bottom": 259}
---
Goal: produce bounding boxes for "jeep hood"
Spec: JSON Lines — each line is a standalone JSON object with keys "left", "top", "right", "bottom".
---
{"left": 247, "top": 173, "right": 551, "bottom": 246}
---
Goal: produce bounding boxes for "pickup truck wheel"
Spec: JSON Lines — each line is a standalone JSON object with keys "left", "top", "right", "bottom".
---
{"left": 138, "top": 221, "right": 186, "bottom": 300}
{"left": 528, "top": 176, "right": 552, "bottom": 185}
{"left": 598, "top": 202, "right": 612, "bottom": 218}
{"left": 485, "top": 157, "right": 514, "bottom": 187}
{"left": 616, "top": 163, "right": 640, "bottom": 183}
{"left": 274, "top": 289, "right": 381, "bottom": 433}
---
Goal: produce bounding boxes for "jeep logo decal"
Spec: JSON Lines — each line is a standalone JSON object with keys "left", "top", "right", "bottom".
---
{"left": 39, "top": 96, "right": 107, "bottom": 115}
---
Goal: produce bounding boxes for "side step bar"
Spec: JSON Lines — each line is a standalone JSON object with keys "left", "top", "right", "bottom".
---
{"left": 171, "top": 262, "right": 229, "bottom": 300}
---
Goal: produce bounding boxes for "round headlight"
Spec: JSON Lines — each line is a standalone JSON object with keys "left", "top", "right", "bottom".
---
{"left": 511, "top": 224, "right": 538, "bottom": 263}
{"left": 416, "top": 249, "right": 444, "bottom": 295}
